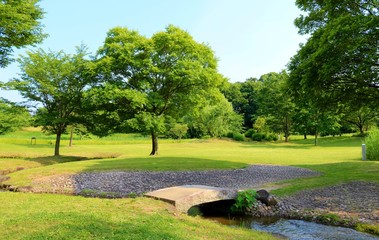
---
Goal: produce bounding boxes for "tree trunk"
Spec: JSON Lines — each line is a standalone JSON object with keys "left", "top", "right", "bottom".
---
{"left": 304, "top": 133, "right": 307, "bottom": 139}
{"left": 358, "top": 125, "right": 364, "bottom": 135}
{"left": 284, "top": 115, "right": 289, "bottom": 142}
{"left": 69, "top": 126, "right": 74, "bottom": 147}
{"left": 150, "top": 131, "right": 158, "bottom": 156}
{"left": 314, "top": 131, "right": 318, "bottom": 146}
{"left": 55, "top": 132, "right": 61, "bottom": 156}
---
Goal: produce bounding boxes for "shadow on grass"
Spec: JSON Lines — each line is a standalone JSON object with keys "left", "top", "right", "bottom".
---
{"left": 27, "top": 156, "right": 94, "bottom": 166}
{"left": 240, "top": 136, "right": 363, "bottom": 149}
{"left": 272, "top": 161, "right": 379, "bottom": 196}
{"left": 81, "top": 156, "right": 249, "bottom": 172}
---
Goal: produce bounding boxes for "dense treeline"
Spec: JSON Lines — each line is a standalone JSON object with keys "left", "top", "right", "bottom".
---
{"left": 0, "top": 0, "right": 378, "bottom": 156}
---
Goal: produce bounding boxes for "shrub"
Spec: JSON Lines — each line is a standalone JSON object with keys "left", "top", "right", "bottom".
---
{"left": 244, "top": 129, "right": 256, "bottom": 138}
{"left": 231, "top": 189, "right": 258, "bottom": 213}
{"left": 356, "top": 223, "right": 379, "bottom": 235}
{"left": 366, "top": 129, "right": 379, "bottom": 160}
{"left": 265, "top": 133, "right": 278, "bottom": 141}
{"left": 232, "top": 133, "right": 245, "bottom": 141}
{"left": 251, "top": 133, "right": 265, "bottom": 141}
{"left": 226, "top": 132, "right": 234, "bottom": 138}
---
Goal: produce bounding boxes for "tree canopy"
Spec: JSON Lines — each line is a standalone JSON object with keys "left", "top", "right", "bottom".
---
{"left": 92, "top": 25, "right": 225, "bottom": 155}
{"left": 0, "top": 98, "right": 31, "bottom": 135}
{"left": 288, "top": 0, "right": 379, "bottom": 108}
{"left": 254, "top": 72, "right": 295, "bottom": 142}
{"left": 9, "top": 47, "right": 92, "bottom": 156}
{"left": 0, "top": 0, "right": 46, "bottom": 68}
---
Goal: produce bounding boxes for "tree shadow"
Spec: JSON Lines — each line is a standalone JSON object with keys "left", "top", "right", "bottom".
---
{"left": 27, "top": 155, "right": 93, "bottom": 166}
{"left": 81, "top": 156, "right": 249, "bottom": 172}
{"left": 24, "top": 154, "right": 119, "bottom": 167}
{"left": 240, "top": 136, "right": 363, "bottom": 149}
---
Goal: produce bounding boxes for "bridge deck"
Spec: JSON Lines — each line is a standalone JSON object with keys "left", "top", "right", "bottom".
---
{"left": 144, "top": 185, "right": 237, "bottom": 213}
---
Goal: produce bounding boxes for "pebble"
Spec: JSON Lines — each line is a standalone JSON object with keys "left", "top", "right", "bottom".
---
{"left": 31, "top": 165, "right": 319, "bottom": 196}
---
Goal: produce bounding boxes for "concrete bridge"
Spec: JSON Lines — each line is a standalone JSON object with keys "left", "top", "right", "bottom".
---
{"left": 144, "top": 185, "right": 238, "bottom": 213}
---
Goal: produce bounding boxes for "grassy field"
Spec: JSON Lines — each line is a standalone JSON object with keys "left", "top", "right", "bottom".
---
{"left": 0, "top": 192, "right": 273, "bottom": 240}
{"left": 1, "top": 128, "right": 378, "bottom": 239}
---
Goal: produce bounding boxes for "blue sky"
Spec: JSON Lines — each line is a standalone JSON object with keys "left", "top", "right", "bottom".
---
{"left": 1, "top": 0, "right": 306, "bottom": 102}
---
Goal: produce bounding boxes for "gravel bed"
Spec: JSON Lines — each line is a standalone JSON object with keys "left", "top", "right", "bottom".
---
{"left": 281, "top": 181, "right": 379, "bottom": 224}
{"left": 31, "top": 165, "right": 319, "bottom": 196}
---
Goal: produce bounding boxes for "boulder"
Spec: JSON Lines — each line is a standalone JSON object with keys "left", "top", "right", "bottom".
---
{"left": 256, "top": 189, "right": 278, "bottom": 206}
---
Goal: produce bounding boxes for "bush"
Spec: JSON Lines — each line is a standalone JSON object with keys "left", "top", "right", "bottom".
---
{"left": 226, "top": 132, "right": 234, "bottom": 138}
{"left": 265, "top": 133, "right": 278, "bottom": 141}
{"left": 232, "top": 133, "right": 245, "bottom": 141}
{"left": 366, "top": 129, "right": 379, "bottom": 160}
{"left": 251, "top": 133, "right": 265, "bottom": 141}
{"left": 231, "top": 189, "right": 258, "bottom": 213}
{"left": 250, "top": 132, "right": 278, "bottom": 142}
{"left": 244, "top": 129, "right": 256, "bottom": 138}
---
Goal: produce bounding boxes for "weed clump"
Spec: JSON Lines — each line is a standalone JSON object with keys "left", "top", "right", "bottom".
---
{"left": 366, "top": 129, "right": 379, "bottom": 160}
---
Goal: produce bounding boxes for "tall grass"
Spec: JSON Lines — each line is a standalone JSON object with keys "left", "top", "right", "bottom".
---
{"left": 366, "top": 128, "right": 379, "bottom": 160}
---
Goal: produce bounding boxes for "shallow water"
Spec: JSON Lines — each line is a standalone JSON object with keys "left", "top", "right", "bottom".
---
{"left": 206, "top": 216, "right": 379, "bottom": 240}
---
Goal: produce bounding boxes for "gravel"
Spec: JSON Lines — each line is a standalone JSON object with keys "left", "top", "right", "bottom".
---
{"left": 281, "top": 181, "right": 379, "bottom": 224}
{"left": 31, "top": 165, "right": 319, "bottom": 196}
{"left": 20, "top": 166, "right": 379, "bottom": 224}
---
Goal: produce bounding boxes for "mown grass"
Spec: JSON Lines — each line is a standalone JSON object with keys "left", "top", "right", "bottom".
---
{"left": 1, "top": 128, "right": 378, "bottom": 239}
{"left": 0, "top": 130, "right": 379, "bottom": 192}
{"left": 2, "top": 129, "right": 376, "bottom": 195}
{"left": 0, "top": 192, "right": 272, "bottom": 240}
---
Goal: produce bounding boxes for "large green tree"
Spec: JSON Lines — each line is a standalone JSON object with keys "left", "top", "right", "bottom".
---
{"left": 0, "top": 0, "right": 46, "bottom": 68}
{"left": 185, "top": 95, "right": 243, "bottom": 138}
{"left": 342, "top": 105, "right": 378, "bottom": 134}
{"left": 222, "top": 78, "right": 259, "bottom": 129}
{"left": 9, "top": 47, "right": 92, "bottom": 156}
{"left": 94, "top": 25, "right": 225, "bottom": 155}
{"left": 0, "top": 98, "right": 31, "bottom": 134}
{"left": 288, "top": 0, "right": 379, "bottom": 108}
{"left": 254, "top": 72, "right": 295, "bottom": 142}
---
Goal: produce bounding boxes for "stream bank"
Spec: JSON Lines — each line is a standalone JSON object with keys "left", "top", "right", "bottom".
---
{"left": 248, "top": 181, "right": 379, "bottom": 236}
{"left": 192, "top": 181, "right": 379, "bottom": 238}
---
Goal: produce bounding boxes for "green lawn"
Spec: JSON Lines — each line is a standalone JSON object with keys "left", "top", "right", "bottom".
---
{"left": 0, "top": 192, "right": 272, "bottom": 240}
{"left": 3, "top": 130, "right": 377, "bottom": 195}
{"left": 1, "top": 128, "right": 378, "bottom": 239}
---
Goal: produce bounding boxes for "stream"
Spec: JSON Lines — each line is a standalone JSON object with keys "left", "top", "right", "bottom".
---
{"left": 205, "top": 216, "right": 379, "bottom": 240}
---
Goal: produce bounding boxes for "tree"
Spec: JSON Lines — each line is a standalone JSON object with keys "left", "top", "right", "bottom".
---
{"left": 254, "top": 72, "right": 295, "bottom": 142}
{"left": 68, "top": 124, "right": 89, "bottom": 147}
{"left": 0, "top": 0, "right": 46, "bottom": 67}
{"left": 95, "top": 25, "right": 225, "bottom": 155}
{"left": 9, "top": 47, "right": 92, "bottom": 156}
{"left": 223, "top": 79, "right": 259, "bottom": 129}
{"left": 0, "top": 98, "right": 31, "bottom": 134}
{"left": 185, "top": 96, "right": 243, "bottom": 138}
{"left": 342, "top": 105, "right": 378, "bottom": 135}
{"left": 168, "top": 123, "right": 188, "bottom": 141}
{"left": 253, "top": 116, "right": 267, "bottom": 133}
{"left": 288, "top": 0, "right": 379, "bottom": 109}
{"left": 291, "top": 91, "right": 342, "bottom": 145}
{"left": 292, "top": 105, "right": 314, "bottom": 139}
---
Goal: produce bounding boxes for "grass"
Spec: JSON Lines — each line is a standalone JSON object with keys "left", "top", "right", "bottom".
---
{"left": 3, "top": 132, "right": 375, "bottom": 193}
{"left": 0, "top": 128, "right": 378, "bottom": 239}
{"left": 0, "top": 192, "right": 272, "bottom": 240}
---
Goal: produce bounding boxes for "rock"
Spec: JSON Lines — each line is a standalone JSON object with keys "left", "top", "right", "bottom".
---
{"left": 256, "top": 189, "right": 278, "bottom": 206}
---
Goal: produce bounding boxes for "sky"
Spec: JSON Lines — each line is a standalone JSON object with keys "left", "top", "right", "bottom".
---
{"left": 0, "top": 0, "right": 307, "bottom": 102}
